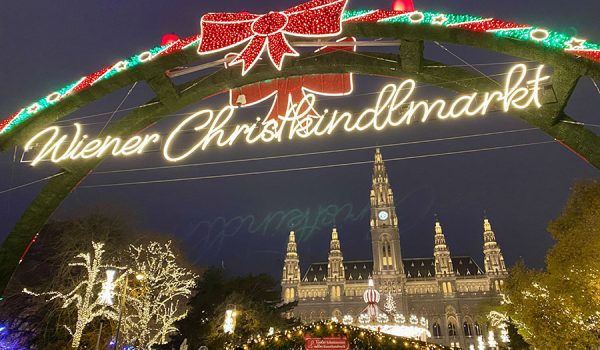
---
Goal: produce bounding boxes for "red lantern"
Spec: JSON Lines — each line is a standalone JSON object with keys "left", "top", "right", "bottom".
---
{"left": 161, "top": 33, "right": 180, "bottom": 46}
{"left": 392, "top": 0, "right": 414, "bottom": 12}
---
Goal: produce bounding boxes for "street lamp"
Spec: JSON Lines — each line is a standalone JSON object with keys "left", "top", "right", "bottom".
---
{"left": 113, "top": 271, "right": 145, "bottom": 350}
{"left": 96, "top": 269, "right": 116, "bottom": 350}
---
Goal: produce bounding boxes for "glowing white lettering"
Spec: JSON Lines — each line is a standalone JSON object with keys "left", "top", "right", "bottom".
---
{"left": 25, "top": 64, "right": 549, "bottom": 166}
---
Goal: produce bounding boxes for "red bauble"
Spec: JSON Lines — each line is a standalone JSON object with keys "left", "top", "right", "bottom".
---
{"left": 161, "top": 33, "right": 180, "bottom": 46}
{"left": 392, "top": 0, "right": 414, "bottom": 12}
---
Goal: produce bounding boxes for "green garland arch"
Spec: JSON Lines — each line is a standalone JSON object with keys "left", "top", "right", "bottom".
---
{"left": 0, "top": 18, "right": 599, "bottom": 294}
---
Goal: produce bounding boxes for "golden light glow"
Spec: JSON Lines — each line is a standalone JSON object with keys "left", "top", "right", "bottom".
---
{"left": 25, "top": 64, "right": 548, "bottom": 166}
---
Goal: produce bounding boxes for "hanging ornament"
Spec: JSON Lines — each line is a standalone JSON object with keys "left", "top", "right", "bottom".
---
{"left": 197, "top": 0, "right": 348, "bottom": 75}
{"left": 229, "top": 37, "right": 355, "bottom": 124}
{"left": 392, "top": 0, "right": 414, "bottom": 12}
{"left": 161, "top": 33, "right": 180, "bottom": 46}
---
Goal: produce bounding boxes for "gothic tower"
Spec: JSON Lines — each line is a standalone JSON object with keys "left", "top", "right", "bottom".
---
{"left": 482, "top": 217, "right": 508, "bottom": 291}
{"left": 370, "top": 148, "right": 405, "bottom": 292}
{"left": 327, "top": 227, "right": 345, "bottom": 301}
{"left": 282, "top": 231, "right": 301, "bottom": 303}
{"left": 433, "top": 218, "right": 456, "bottom": 295}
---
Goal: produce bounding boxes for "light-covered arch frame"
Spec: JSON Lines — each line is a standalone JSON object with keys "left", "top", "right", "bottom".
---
{"left": 1, "top": 9, "right": 599, "bottom": 293}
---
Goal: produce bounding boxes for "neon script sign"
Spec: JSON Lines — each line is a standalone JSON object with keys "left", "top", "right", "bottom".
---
{"left": 25, "top": 64, "right": 549, "bottom": 166}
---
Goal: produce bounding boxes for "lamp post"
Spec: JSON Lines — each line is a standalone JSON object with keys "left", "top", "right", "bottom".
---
{"left": 96, "top": 269, "right": 116, "bottom": 350}
{"left": 113, "top": 272, "right": 145, "bottom": 350}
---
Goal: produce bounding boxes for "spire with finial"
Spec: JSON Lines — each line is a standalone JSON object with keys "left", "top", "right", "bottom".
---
{"left": 282, "top": 231, "right": 301, "bottom": 302}
{"left": 433, "top": 216, "right": 454, "bottom": 278}
{"left": 327, "top": 227, "right": 345, "bottom": 301}
{"left": 372, "top": 148, "right": 389, "bottom": 186}
{"left": 482, "top": 216, "right": 507, "bottom": 277}
{"left": 434, "top": 216, "right": 448, "bottom": 250}
{"left": 370, "top": 148, "right": 396, "bottom": 217}
{"left": 327, "top": 227, "right": 344, "bottom": 281}
{"left": 370, "top": 148, "right": 404, "bottom": 282}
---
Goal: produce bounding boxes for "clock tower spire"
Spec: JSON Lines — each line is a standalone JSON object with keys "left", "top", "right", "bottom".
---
{"left": 370, "top": 148, "right": 404, "bottom": 291}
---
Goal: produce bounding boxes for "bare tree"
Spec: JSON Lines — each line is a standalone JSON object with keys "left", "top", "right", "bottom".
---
{"left": 24, "top": 242, "right": 119, "bottom": 348}
{"left": 120, "top": 241, "right": 197, "bottom": 349}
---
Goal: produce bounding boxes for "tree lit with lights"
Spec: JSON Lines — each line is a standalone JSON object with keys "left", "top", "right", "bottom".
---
{"left": 120, "top": 241, "right": 197, "bottom": 349}
{"left": 23, "top": 242, "right": 118, "bottom": 349}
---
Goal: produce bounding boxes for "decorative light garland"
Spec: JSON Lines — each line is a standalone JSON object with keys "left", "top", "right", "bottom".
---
{"left": 242, "top": 321, "right": 448, "bottom": 350}
{"left": 23, "top": 64, "right": 549, "bottom": 166}
{"left": 2, "top": 5, "right": 599, "bottom": 136}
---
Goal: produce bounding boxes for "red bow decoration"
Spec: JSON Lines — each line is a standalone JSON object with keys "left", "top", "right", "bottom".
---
{"left": 198, "top": 0, "right": 348, "bottom": 75}
{"left": 229, "top": 37, "right": 355, "bottom": 123}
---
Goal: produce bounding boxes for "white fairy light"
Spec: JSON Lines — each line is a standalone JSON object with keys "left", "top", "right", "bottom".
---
{"left": 99, "top": 269, "right": 116, "bottom": 306}
{"left": 23, "top": 242, "right": 119, "bottom": 349}
{"left": 488, "top": 330, "right": 498, "bottom": 348}
{"left": 358, "top": 314, "right": 370, "bottom": 324}
{"left": 500, "top": 326, "right": 510, "bottom": 343}
{"left": 409, "top": 315, "right": 418, "bottom": 325}
{"left": 477, "top": 335, "right": 486, "bottom": 350}
{"left": 376, "top": 313, "right": 389, "bottom": 324}
{"left": 383, "top": 292, "right": 397, "bottom": 314}
{"left": 342, "top": 315, "right": 353, "bottom": 324}
{"left": 224, "top": 309, "right": 236, "bottom": 334}
{"left": 119, "top": 241, "right": 198, "bottom": 349}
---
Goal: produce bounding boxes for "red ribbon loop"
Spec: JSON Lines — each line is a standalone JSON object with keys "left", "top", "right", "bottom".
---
{"left": 198, "top": 0, "right": 348, "bottom": 75}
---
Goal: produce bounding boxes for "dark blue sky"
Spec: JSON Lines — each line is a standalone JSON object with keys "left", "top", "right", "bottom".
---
{"left": 0, "top": 0, "right": 599, "bottom": 277}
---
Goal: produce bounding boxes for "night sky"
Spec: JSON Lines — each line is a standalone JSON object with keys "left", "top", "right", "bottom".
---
{"left": 1, "top": 0, "right": 599, "bottom": 278}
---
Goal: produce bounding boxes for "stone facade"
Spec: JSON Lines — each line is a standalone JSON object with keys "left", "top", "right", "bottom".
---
{"left": 281, "top": 149, "right": 508, "bottom": 349}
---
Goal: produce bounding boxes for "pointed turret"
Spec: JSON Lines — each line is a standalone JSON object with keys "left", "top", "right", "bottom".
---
{"left": 370, "top": 148, "right": 396, "bottom": 214}
{"left": 327, "top": 227, "right": 345, "bottom": 301}
{"left": 282, "top": 231, "right": 301, "bottom": 302}
{"left": 327, "top": 228, "right": 344, "bottom": 281}
{"left": 433, "top": 218, "right": 454, "bottom": 277}
{"left": 370, "top": 149, "right": 405, "bottom": 292}
{"left": 483, "top": 217, "right": 507, "bottom": 278}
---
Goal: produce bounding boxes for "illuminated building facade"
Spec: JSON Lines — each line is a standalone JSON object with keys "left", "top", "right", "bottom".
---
{"left": 281, "top": 149, "right": 508, "bottom": 349}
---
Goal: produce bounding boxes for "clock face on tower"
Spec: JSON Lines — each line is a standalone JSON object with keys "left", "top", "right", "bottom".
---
{"left": 378, "top": 210, "right": 389, "bottom": 220}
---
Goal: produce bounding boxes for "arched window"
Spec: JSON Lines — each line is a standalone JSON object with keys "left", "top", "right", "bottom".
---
{"left": 448, "top": 322, "right": 457, "bottom": 337}
{"left": 474, "top": 322, "right": 482, "bottom": 336}
{"left": 382, "top": 240, "right": 393, "bottom": 269}
{"left": 463, "top": 321, "right": 473, "bottom": 337}
{"left": 332, "top": 309, "right": 342, "bottom": 319}
{"left": 432, "top": 322, "right": 442, "bottom": 338}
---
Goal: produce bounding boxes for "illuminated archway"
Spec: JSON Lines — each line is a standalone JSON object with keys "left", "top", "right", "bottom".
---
{"left": 0, "top": 7, "right": 599, "bottom": 293}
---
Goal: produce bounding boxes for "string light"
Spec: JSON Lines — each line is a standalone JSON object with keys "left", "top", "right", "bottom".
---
{"left": 197, "top": 0, "right": 348, "bottom": 75}
{"left": 488, "top": 330, "right": 498, "bottom": 348}
{"left": 2, "top": 6, "right": 599, "bottom": 135}
{"left": 23, "top": 64, "right": 548, "bottom": 166}
{"left": 99, "top": 269, "right": 116, "bottom": 306}
{"left": 224, "top": 309, "right": 237, "bottom": 334}
{"left": 23, "top": 242, "right": 120, "bottom": 349}
{"left": 24, "top": 124, "right": 161, "bottom": 166}
{"left": 120, "top": 241, "right": 198, "bottom": 349}
{"left": 242, "top": 321, "right": 444, "bottom": 350}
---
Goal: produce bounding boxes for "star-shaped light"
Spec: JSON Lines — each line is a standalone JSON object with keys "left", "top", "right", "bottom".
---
{"left": 432, "top": 14, "right": 447, "bottom": 25}
{"left": 565, "top": 37, "right": 586, "bottom": 50}
{"left": 27, "top": 103, "right": 41, "bottom": 114}
{"left": 113, "top": 61, "right": 128, "bottom": 72}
